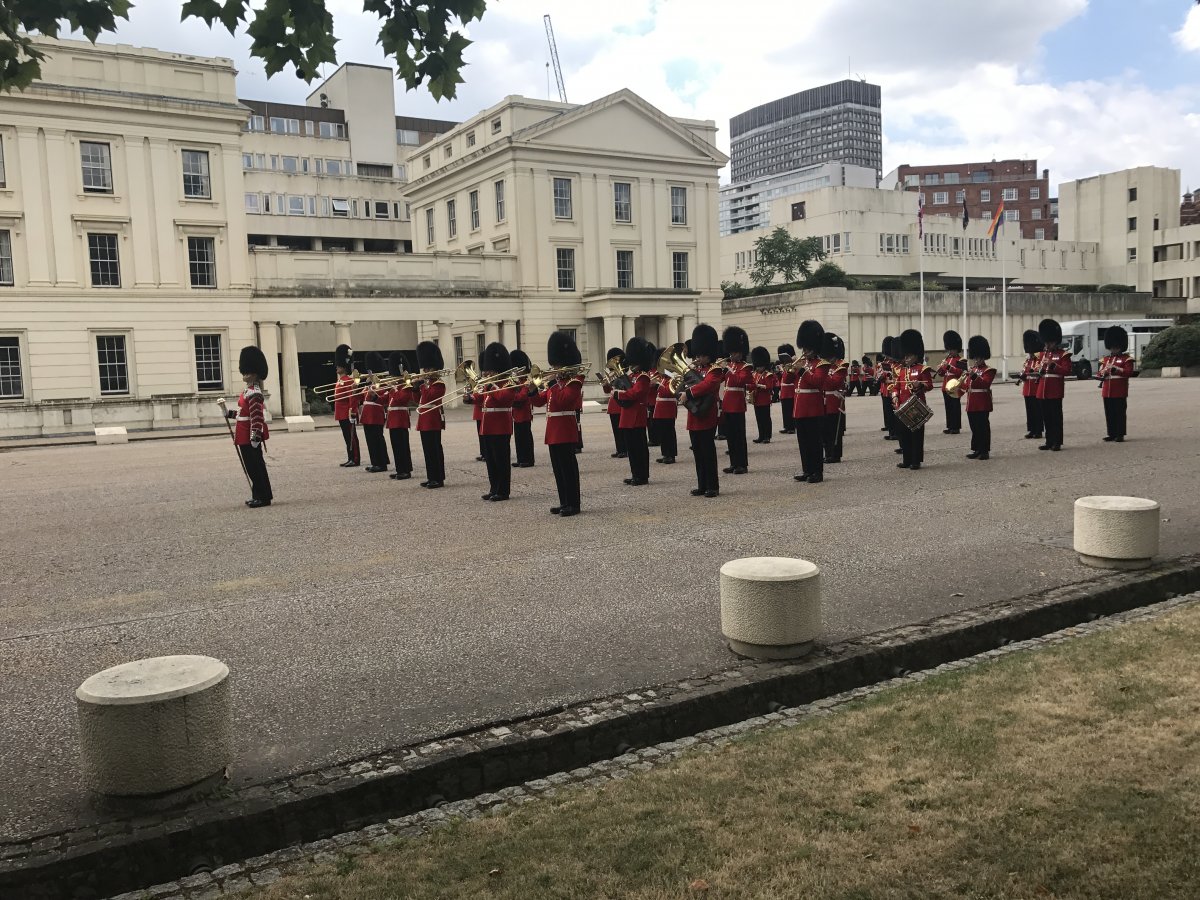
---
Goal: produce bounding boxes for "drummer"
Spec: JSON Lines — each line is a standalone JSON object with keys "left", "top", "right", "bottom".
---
{"left": 890, "top": 329, "right": 934, "bottom": 471}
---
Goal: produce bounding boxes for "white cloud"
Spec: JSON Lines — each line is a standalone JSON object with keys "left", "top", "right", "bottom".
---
{"left": 1174, "top": 4, "right": 1200, "bottom": 51}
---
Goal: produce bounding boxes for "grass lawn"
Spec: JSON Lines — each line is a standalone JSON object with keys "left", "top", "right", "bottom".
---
{"left": 246, "top": 605, "right": 1200, "bottom": 900}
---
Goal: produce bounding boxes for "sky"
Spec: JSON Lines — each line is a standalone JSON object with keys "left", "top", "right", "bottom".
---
{"left": 92, "top": 0, "right": 1200, "bottom": 194}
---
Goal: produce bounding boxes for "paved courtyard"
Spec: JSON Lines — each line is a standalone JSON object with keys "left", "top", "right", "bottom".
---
{"left": 1, "top": 379, "right": 1197, "bottom": 841}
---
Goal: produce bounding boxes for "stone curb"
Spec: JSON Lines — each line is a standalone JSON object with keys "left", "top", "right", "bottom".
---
{"left": 4, "top": 554, "right": 1199, "bottom": 900}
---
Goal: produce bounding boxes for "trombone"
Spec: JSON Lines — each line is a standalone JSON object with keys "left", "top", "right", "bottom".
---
{"left": 420, "top": 365, "right": 526, "bottom": 412}
{"left": 528, "top": 362, "right": 590, "bottom": 391}
{"left": 312, "top": 368, "right": 362, "bottom": 397}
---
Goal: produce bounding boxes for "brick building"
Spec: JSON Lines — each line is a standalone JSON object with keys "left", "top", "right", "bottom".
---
{"left": 1181, "top": 191, "right": 1200, "bottom": 226}
{"left": 891, "top": 159, "right": 1055, "bottom": 240}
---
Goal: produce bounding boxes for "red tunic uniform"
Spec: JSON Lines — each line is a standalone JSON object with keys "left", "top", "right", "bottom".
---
{"left": 415, "top": 379, "right": 446, "bottom": 431}
{"left": 823, "top": 361, "right": 847, "bottom": 415}
{"left": 721, "top": 362, "right": 754, "bottom": 414}
{"left": 1100, "top": 354, "right": 1133, "bottom": 398}
{"left": 685, "top": 366, "right": 724, "bottom": 431}
{"left": 603, "top": 382, "right": 621, "bottom": 416}
{"left": 791, "top": 360, "right": 829, "bottom": 419}
{"left": 778, "top": 368, "right": 797, "bottom": 404}
{"left": 531, "top": 377, "right": 584, "bottom": 444}
{"left": 512, "top": 386, "right": 533, "bottom": 424}
{"left": 1020, "top": 356, "right": 1039, "bottom": 398}
{"left": 752, "top": 371, "right": 777, "bottom": 407}
{"left": 862, "top": 362, "right": 875, "bottom": 383}
{"left": 358, "top": 383, "right": 386, "bottom": 427}
{"left": 386, "top": 385, "right": 416, "bottom": 430}
{"left": 963, "top": 365, "right": 996, "bottom": 413}
{"left": 615, "top": 372, "right": 655, "bottom": 429}
{"left": 937, "top": 354, "right": 966, "bottom": 394}
{"left": 890, "top": 364, "right": 934, "bottom": 406}
{"left": 1035, "top": 349, "right": 1072, "bottom": 400}
{"left": 653, "top": 373, "right": 679, "bottom": 420}
{"left": 234, "top": 386, "right": 268, "bottom": 445}
{"left": 479, "top": 383, "right": 519, "bottom": 436}
{"left": 333, "top": 375, "right": 360, "bottom": 422}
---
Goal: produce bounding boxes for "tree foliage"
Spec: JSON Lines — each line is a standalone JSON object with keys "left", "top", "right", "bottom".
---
{"left": 0, "top": 0, "right": 487, "bottom": 99}
{"left": 1140, "top": 324, "right": 1200, "bottom": 369}
{"left": 748, "top": 227, "right": 826, "bottom": 288}
{"left": 804, "top": 261, "right": 855, "bottom": 288}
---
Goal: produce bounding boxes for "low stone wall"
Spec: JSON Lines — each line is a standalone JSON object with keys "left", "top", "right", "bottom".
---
{"left": 0, "top": 394, "right": 261, "bottom": 439}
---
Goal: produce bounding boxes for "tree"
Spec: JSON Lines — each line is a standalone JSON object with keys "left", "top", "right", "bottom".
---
{"left": 748, "top": 227, "right": 826, "bottom": 288}
{"left": 804, "top": 261, "right": 856, "bottom": 289}
{"left": 1140, "top": 324, "right": 1200, "bottom": 369}
{"left": 0, "top": 0, "right": 487, "bottom": 99}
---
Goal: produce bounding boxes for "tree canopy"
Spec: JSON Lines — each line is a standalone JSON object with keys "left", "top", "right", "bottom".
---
{"left": 749, "top": 227, "right": 827, "bottom": 288}
{"left": 0, "top": 0, "right": 487, "bottom": 99}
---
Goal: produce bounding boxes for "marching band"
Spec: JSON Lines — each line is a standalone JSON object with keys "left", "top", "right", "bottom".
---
{"left": 221, "top": 314, "right": 1137, "bottom": 509}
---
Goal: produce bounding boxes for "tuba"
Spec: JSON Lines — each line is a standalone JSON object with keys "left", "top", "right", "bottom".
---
{"left": 657, "top": 343, "right": 712, "bottom": 416}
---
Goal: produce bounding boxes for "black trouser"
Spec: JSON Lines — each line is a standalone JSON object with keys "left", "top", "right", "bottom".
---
{"left": 822, "top": 411, "right": 844, "bottom": 461}
{"left": 1041, "top": 398, "right": 1064, "bottom": 447}
{"left": 646, "top": 415, "right": 659, "bottom": 446}
{"left": 1103, "top": 396, "right": 1127, "bottom": 439}
{"left": 655, "top": 417, "right": 678, "bottom": 458}
{"left": 1024, "top": 395, "right": 1043, "bottom": 436}
{"left": 779, "top": 398, "right": 795, "bottom": 432}
{"left": 574, "top": 411, "right": 584, "bottom": 451}
{"left": 689, "top": 427, "right": 719, "bottom": 493}
{"left": 898, "top": 422, "right": 925, "bottom": 466}
{"left": 476, "top": 419, "right": 485, "bottom": 457}
{"left": 869, "top": 381, "right": 879, "bottom": 396}
{"left": 388, "top": 427, "right": 411, "bottom": 475}
{"left": 481, "top": 433, "right": 512, "bottom": 497}
{"left": 514, "top": 420, "right": 535, "bottom": 466}
{"left": 942, "top": 392, "right": 961, "bottom": 431}
{"left": 338, "top": 418, "right": 360, "bottom": 463}
{"left": 549, "top": 443, "right": 580, "bottom": 509}
{"left": 856, "top": 382, "right": 867, "bottom": 396}
{"left": 419, "top": 430, "right": 445, "bottom": 483}
{"left": 795, "top": 415, "right": 824, "bottom": 478}
{"left": 363, "top": 424, "right": 389, "bottom": 468}
{"left": 724, "top": 411, "right": 748, "bottom": 469}
{"left": 968, "top": 410, "right": 991, "bottom": 454}
{"left": 716, "top": 412, "right": 726, "bottom": 441}
{"left": 622, "top": 426, "right": 650, "bottom": 481}
{"left": 753, "top": 405, "right": 772, "bottom": 442}
{"left": 609, "top": 413, "right": 626, "bottom": 455}
{"left": 882, "top": 392, "right": 896, "bottom": 437}
{"left": 239, "top": 443, "right": 273, "bottom": 502}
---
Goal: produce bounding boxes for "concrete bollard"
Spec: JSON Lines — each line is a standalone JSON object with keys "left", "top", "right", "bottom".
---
{"left": 283, "top": 414, "right": 315, "bottom": 432}
{"left": 1073, "top": 496, "right": 1161, "bottom": 570}
{"left": 75, "top": 655, "right": 232, "bottom": 796}
{"left": 720, "top": 557, "right": 823, "bottom": 660}
{"left": 94, "top": 426, "right": 128, "bottom": 445}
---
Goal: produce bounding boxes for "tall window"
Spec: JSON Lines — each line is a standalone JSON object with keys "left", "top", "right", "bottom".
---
{"left": 553, "top": 177, "right": 573, "bottom": 219}
{"left": 1002, "top": 188, "right": 1018, "bottom": 201}
{"left": 1005, "top": 209, "right": 1020, "bottom": 222}
{"left": 469, "top": 190, "right": 480, "bottom": 230}
{"left": 87, "top": 233, "right": 120, "bottom": 287}
{"left": 447, "top": 199, "right": 457, "bottom": 238}
{"left": 556, "top": 248, "right": 575, "bottom": 291}
{"left": 0, "top": 139, "right": 6, "bottom": 188}
{"left": 614, "top": 182, "right": 632, "bottom": 223}
{"left": 616, "top": 250, "right": 634, "bottom": 289}
{"left": 671, "top": 251, "right": 689, "bottom": 289}
{"left": 194, "top": 334, "right": 223, "bottom": 390}
{"left": 187, "top": 237, "right": 216, "bottom": 288}
{"left": 453, "top": 335, "right": 464, "bottom": 366}
{"left": 494, "top": 179, "right": 506, "bottom": 221}
{"left": 955, "top": 190, "right": 965, "bottom": 204}
{"left": 80, "top": 141, "right": 113, "bottom": 193}
{"left": 1031, "top": 209, "right": 1042, "bottom": 220}
{"left": 425, "top": 207, "right": 435, "bottom": 245}
{"left": 0, "top": 230, "right": 12, "bottom": 286}
{"left": 670, "top": 186, "right": 688, "bottom": 225}
{"left": 181, "top": 150, "right": 211, "bottom": 199}
{"left": 933, "top": 191, "right": 948, "bottom": 205}
{"left": 1029, "top": 186, "right": 1041, "bottom": 200}
{"left": 374, "top": 201, "right": 390, "bottom": 219}
{"left": 980, "top": 189, "right": 991, "bottom": 203}
{"left": 96, "top": 335, "right": 129, "bottom": 394}
{"left": 0, "top": 336, "right": 21, "bottom": 398}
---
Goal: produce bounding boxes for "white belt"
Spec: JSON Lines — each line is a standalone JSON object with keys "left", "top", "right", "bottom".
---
{"left": 655, "top": 397, "right": 676, "bottom": 404}
{"left": 236, "top": 416, "right": 250, "bottom": 421}
{"left": 1044, "top": 374, "right": 1063, "bottom": 378}
{"left": 484, "top": 407, "right": 512, "bottom": 413}
{"left": 363, "top": 401, "right": 382, "bottom": 408}
{"left": 546, "top": 410, "right": 575, "bottom": 418}
{"left": 1108, "top": 375, "right": 1128, "bottom": 380}
{"left": 725, "top": 387, "right": 746, "bottom": 393}
{"left": 796, "top": 388, "right": 821, "bottom": 394}
{"left": 968, "top": 389, "right": 989, "bottom": 393}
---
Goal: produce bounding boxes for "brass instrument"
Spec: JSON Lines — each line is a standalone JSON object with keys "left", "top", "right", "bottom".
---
{"left": 528, "top": 362, "right": 590, "bottom": 391}
{"left": 656, "top": 342, "right": 713, "bottom": 416}
{"left": 420, "top": 365, "right": 526, "bottom": 412}
{"left": 597, "top": 356, "right": 629, "bottom": 389}
{"left": 943, "top": 363, "right": 972, "bottom": 399}
{"left": 312, "top": 369, "right": 362, "bottom": 397}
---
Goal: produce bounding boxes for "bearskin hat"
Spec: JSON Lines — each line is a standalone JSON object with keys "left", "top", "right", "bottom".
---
{"left": 606, "top": 346, "right": 625, "bottom": 362}
{"left": 1105, "top": 325, "right": 1129, "bottom": 352}
{"left": 623, "top": 336, "right": 655, "bottom": 371}
{"left": 861, "top": 355, "right": 872, "bottom": 366}
{"left": 721, "top": 326, "right": 750, "bottom": 357}
{"left": 777, "top": 343, "right": 796, "bottom": 360}
{"left": 238, "top": 345, "right": 269, "bottom": 380}
{"left": 820, "top": 332, "right": 843, "bottom": 361}
{"left": 547, "top": 330, "right": 580, "bottom": 368}
{"left": 967, "top": 335, "right": 991, "bottom": 360}
{"left": 684, "top": 339, "right": 693, "bottom": 357}
{"left": 943, "top": 330, "right": 963, "bottom": 352}
{"left": 509, "top": 349, "right": 531, "bottom": 372}
{"left": 645, "top": 343, "right": 659, "bottom": 371}
{"left": 481, "top": 342, "right": 510, "bottom": 374}
{"left": 750, "top": 346, "right": 772, "bottom": 368}
{"left": 797, "top": 319, "right": 825, "bottom": 354}
{"left": 334, "top": 343, "right": 353, "bottom": 372}
{"left": 899, "top": 328, "right": 925, "bottom": 360}
{"left": 882, "top": 336, "right": 895, "bottom": 359}
{"left": 690, "top": 323, "right": 720, "bottom": 359}
{"left": 416, "top": 340, "right": 443, "bottom": 371}
{"left": 1038, "top": 318, "right": 1062, "bottom": 345}
{"left": 1022, "top": 329, "right": 1044, "bottom": 354}
{"left": 833, "top": 335, "right": 846, "bottom": 360}
{"left": 365, "top": 351, "right": 385, "bottom": 374}
{"left": 388, "top": 351, "right": 405, "bottom": 378}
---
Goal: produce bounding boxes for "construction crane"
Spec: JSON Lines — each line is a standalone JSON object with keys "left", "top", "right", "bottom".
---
{"left": 544, "top": 14, "right": 567, "bottom": 103}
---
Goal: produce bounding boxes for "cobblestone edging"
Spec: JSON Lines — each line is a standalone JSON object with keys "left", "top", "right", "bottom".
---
{"left": 4, "top": 554, "right": 1199, "bottom": 900}
{"left": 110, "top": 589, "right": 1200, "bottom": 900}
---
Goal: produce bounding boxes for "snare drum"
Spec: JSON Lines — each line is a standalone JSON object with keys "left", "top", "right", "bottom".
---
{"left": 895, "top": 394, "right": 933, "bottom": 430}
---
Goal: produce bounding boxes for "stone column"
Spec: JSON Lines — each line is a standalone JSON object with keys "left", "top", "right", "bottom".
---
{"left": 603, "top": 316, "right": 623, "bottom": 357}
{"left": 334, "top": 322, "right": 353, "bottom": 349}
{"left": 279, "top": 323, "right": 303, "bottom": 417}
{"left": 256, "top": 321, "right": 282, "bottom": 417}
{"left": 676, "top": 316, "right": 687, "bottom": 344}
{"left": 436, "top": 322, "right": 456, "bottom": 393}
{"left": 352, "top": 239, "right": 365, "bottom": 252}
{"left": 484, "top": 321, "right": 501, "bottom": 346}
{"left": 682, "top": 314, "right": 697, "bottom": 343}
{"left": 622, "top": 316, "right": 636, "bottom": 344}
{"left": 501, "top": 320, "right": 519, "bottom": 349}
{"left": 311, "top": 237, "right": 323, "bottom": 252}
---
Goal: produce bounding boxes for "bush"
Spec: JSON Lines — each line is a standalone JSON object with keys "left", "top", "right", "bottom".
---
{"left": 1097, "top": 283, "right": 1136, "bottom": 293}
{"left": 1140, "top": 324, "right": 1200, "bottom": 369}
{"left": 804, "top": 262, "right": 856, "bottom": 288}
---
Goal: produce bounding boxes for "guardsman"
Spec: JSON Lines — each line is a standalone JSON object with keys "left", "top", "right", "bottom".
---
{"left": 1018, "top": 329, "right": 1044, "bottom": 440}
{"left": 614, "top": 336, "right": 656, "bottom": 486}
{"left": 963, "top": 335, "right": 996, "bottom": 460}
{"left": 891, "top": 329, "right": 934, "bottom": 471}
{"left": 224, "top": 345, "right": 273, "bottom": 508}
{"left": 477, "top": 342, "right": 519, "bottom": 501}
{"left": 1098, "top": 325, "right": 1133, "bottom": 443}
{"left": 879, "top": 338, "right": 899, "bottom": 442}
{"left": 385, "top": 351, "right": 415, "bottom": 480}
{"left": 1035, "top": 318, "right": 1072, "bottom": 451}
{"left": 719, "top": 326, "right": 753, "bottom": 475}
{"left": 863, "top": 355, "right": 878, "bottom": 396}
{"left": 776, "top": 344, "right": 797, "bottom": 435}
{"left": 680, "top": 324, "right": 725, "bottom": 498}
{"left": 414, "top": 340, "right": 446, "bottom": 489}
{"left": 848, "top": 359, "right": 862, "bottom": 397}
{"left": 509, "top": 349, "right": 536, "bottom": 468}
{"left": 332, "top": 344, "right": 361, "bottom": 467}
{"left": 792, "top": 320, "right": 829, "bottom": 484}
{"left": 601, "top": 347, "right": 628, "bottom": 459}
{"left": 937, "top": 330, "right": 966, "bottom": 435}
{"left": 359, "top": 351, "right": 391, "bottom": 473}
{"left": 821, "top": 333, "right": 847, "bottom": 464}
{"left": 530, "top": 330, "right": 584, "bottom": 516}
{"left": 653, "top": 359, "right": 679, "bottom": 465}
{"left": 750, "top": 346, "right": 776, "bottom": 444}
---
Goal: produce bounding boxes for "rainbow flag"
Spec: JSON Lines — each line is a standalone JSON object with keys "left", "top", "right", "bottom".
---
{"left": 987, "top": 201, "right": 1005, "bottom": 245}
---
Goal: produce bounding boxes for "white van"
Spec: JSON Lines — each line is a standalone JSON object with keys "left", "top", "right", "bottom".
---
{"left": 1057, "top": 319, "right": 1172, "bottom": 379}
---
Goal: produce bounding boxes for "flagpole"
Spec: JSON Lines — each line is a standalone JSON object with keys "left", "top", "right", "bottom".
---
{"left": 919, "top": 236, "right": 925, "bottom": 343}
{"left": 961, "top": 238, "right": 967, "bottom": 338}
{"left": 1001, "top": 237, "right": 1009, "bottom": 381}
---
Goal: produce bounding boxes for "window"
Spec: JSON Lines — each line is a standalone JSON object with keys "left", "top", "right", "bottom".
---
{"left": 556, "top": 248, "right": 575, "bottom": 291}
{"left": 396, "top": 129, "right": 419, "bottom": 145}
{"left": 331, "top": 198, "right": 349, "bottom": 217}
{"left": 553, "top": 177, "right": 573, "bottom": 218}
{"left": 614, "top": 182, "right": 632, "bottom": 223}
{"left": 981, "top": 211, "right": 992, "bottom": 221}
{"left": 0, "top": 230, "right": 12, "bottom": 285}
{"left": 187, "top": 237, "right": 216, "bottom": 288}
{"left": 179, "top": 149, "right": 211, "bottom": 199}
{"left": 672, "top": 252, "right": 689, "bottom": 289}
{"left": 903, "top": 174, "right": 919, "bottom": 187}
{"left": 933, "top": 191, "right": 948, "bottom": 205}
{"left": 446, "top": 199, "right": 457, "bottom": 237}
{"left": 247, "top": 115, "right": 265, "bottom": 133}
{"left": 0, "top": 336, "right": 21, "bottom": 398}
{"left": 1005, "top": 209, "right": 1020, "bottom": 222}
{"left": 397, "top": 164, "right": 406, "bottom": 181}
{"left": 80, "top": 141, "right": 113, "bottom": 193}
{"left": 318, "top": 121, "right": 346, "bottom": 139}
{"left": 374, "top": 201, "right": 390, "bottom": 220}
{"left": 980, "top": 189, "right": 991, "bottom": 203}
{"left": 357, "top": 163, "right": 392, "bottom": 179}
{"left": 944, "top": 172, "right": 960, "bottom": 184}
{"left": 325, "top": 159, "right": 343, "bottom": 176}
{"left": 1128, "top": 217, "right": 1137, "bottom": 231}
{"left": 1128, "top": 187, "right": 1137, "bottom": 202}
{"left": 244, "top": 193, "right": 260, "bottom": 213}
{"left": 1031, "top": 209, "right": 1042, "bottom": 220}
{"left": 970, "top": 170, "right": 991, "bottom": 183}
{"left": 671, "top": 186, "right": 688, "bottom": 225}
{"left": 96, "top": 335, "right": 129, "bottom": 394}
{"left": 616, "top": 250, "right": 634, "bottom": 288}
{"left": 423, "top": 155, "right": 431, "bottom": 170}
{"left": 1029, "top": 186, "right": 1041, "bottom": 200}
{"left": 494, "top": 179, "right": 506, "bottom": 221}
{"left": 491, "top": 117, "right": 502, "bottom": 134}
{"left": 1034, "top": 228, "right": 1045, "bottom": 240}
{"left": 469, "top": 190, "right": 480, "bottom": 230}
{"left": 281, "top": 156, "right": 299, "bottom": 174}
{"left": 924, "top": 173, "right": 940, "bottom": 185}
{"left": 425, "top": 207, "right": 435, "bottom": 245}
{"left": 307, "top": 196, "right": 316, "bottom": 215}
{"left": 242, "top": 153, "right": 254, "bottom": 170}
{"left": 194, "top": 334, "right": 223, "bottom": 390}
{"left": 955, "top": 190, "right": 965, "bottom": 204}
{"left": 87, "top": 233, "right": 120, "bottom": 287}
{"left": 287, "top": 195, "right": 305, "bottom": 215}
{"left": 443, "top": 145, "right": 452, "bottom": 159}
{"left": 1002, "top": 188, "right": 1018, "bottom": 201}
{"left": 454, "top": 335, "right": 464, "bottom": 366}
{"left": 466, "top": 131, "right": 476, "bottom": 148}
{"left": 1127, "top": 248, "right": 1137, "bottom": 261}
